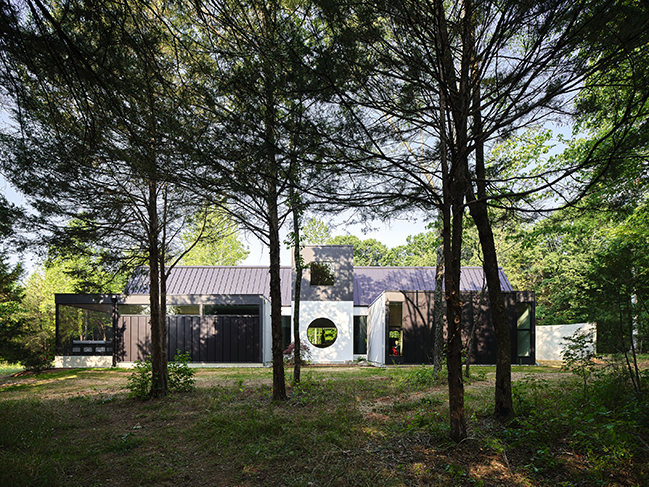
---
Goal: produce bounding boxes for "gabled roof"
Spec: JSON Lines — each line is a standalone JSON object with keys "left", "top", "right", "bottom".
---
{"left": 352, "top": 266, "right": 513, "bottom": 306}
{"left": 125, "top": 265, "right": 513, "bottom": 308}
{"left": 124, "top": 266, "right": 294, "bottom": 305}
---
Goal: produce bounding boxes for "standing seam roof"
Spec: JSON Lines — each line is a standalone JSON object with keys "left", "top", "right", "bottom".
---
{"left": 124, "top": 265, "right": 513, "bottom": 308}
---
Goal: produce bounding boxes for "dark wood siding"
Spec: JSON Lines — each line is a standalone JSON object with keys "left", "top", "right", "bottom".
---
{"left": 116, "top": 315, "right": 260, "bottom": 363}
{"left": 391, "top": 290, "right": 535, "bottom": 365}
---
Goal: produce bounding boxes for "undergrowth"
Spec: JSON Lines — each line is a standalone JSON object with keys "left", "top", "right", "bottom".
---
{"left": 506, "top": 365, "right": 649, "bottom": 482}
{"left": 126, "top": 350, "right": 195, "bottom": 398}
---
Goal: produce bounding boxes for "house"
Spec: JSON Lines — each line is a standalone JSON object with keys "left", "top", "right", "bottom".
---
{"left": 54, "top": 245, "right": 535, "bottom": 367}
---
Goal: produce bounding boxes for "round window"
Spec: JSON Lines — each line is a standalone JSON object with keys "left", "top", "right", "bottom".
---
{"left": 306, "top": 318, "right": 338, "bottom": 348}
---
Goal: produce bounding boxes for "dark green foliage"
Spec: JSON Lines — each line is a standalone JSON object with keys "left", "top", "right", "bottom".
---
{"left": 507, "top": 369, "right": 649, "bottom": 480}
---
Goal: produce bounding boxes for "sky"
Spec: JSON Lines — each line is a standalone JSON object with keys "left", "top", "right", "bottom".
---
{"left": 239, "top": 215, "right": 431, "bottom": 267}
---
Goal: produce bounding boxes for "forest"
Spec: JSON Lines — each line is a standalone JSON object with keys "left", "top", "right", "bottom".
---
{"left": 0, "top": 0, "right": 648, "bottom": 447}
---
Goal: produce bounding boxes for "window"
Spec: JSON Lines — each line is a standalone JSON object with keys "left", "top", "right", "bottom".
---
{"left": 354, "top": 315, "right": 367, "bottom": 354}
{"left": 167, "top": 305, "right": 200, "bottom": 315}
{"left": 118, "top": 305, "right": 150, "bottom": 315}
{"left": 310, "top": 262, "right": 335, "bottom": 286}
{"left": 204, "top": 305, "right": 259, "bottom": 316}
{"left": 389, "top": 302, "right": 403, "bottom": 356}
{"left": 516, "top": 303, "right": 532, "bottom": 357}
{"left": 389, "top": 302, "right": 403, "bottom": 327}
{"left": 282, "top": 315, "right": 292, "bottom": 351}
{"left": 307, "top": 318, "right": 338, "bottom": 348}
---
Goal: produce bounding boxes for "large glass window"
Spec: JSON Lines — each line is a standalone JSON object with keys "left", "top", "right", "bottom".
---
{"left": 57, "top": 304, "right": 113, "bottom": 355}
{"left": 307, "top": 318, "right": 338, "bottom": 348}
{"left": 310, "top": 262, "right": 335, "bottom": 286}
{"left": 517, "top": 303, "right": 532, "bottom": 357}
{"left": 354, "top": 315, "right": 367, "bottom": 354}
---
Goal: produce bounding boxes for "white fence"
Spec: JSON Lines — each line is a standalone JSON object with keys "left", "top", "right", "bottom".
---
{"left": 535, "top": 323, "right": 596, "bottom": 362}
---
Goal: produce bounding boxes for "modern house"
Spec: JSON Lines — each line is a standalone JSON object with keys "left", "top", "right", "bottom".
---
{"left": 54, "top": 245, "right": 536, "bottom": 367}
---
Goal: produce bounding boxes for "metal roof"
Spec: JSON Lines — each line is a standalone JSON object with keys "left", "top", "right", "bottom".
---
{"left": 352, "top": 266, "right": 513, "bottom": 306}
{"left": 124, "top": 266, "right": 294, "bottom": 306}
{"left": 125, "top": 265, "right": 512, "bottom": 308}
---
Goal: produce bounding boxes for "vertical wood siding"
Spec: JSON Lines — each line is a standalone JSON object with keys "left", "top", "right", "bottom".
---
{"left": 116, "top": 315, "right": 260, "bottom": 363}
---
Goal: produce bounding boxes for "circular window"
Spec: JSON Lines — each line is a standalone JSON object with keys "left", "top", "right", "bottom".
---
{"left": 306, "top": 318, "right": 338, "bottom": 348}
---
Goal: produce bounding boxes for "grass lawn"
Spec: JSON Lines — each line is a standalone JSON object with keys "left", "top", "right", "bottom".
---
{"left": 0, "top": 364, "right": 647, "bottom": 487}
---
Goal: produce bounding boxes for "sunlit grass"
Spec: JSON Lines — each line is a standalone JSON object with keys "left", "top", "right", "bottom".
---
{"left": 0, "top": 362, "right": 23, "bottom": 377}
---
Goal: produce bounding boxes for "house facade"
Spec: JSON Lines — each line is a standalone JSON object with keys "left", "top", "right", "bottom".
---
{"left": 54, "top": 245, "right": 536, "bottom": 367}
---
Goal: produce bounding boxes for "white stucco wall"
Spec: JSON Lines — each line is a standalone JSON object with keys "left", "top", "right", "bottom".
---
{"left": 297, "top": 300, "right": 354, "bottom": 363}
{"left": 367, "top": 293, "right": 386, "bottom": 365}
{"left": 55, "top": 356, "right": 113, "bottom": 368}
{"left": 535, "top": 323, "right": 596, "bottom": 361}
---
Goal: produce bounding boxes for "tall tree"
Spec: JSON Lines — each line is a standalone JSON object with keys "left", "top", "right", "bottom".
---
{"left": 316, "top": 0, "right": 649, "bottom": 438}
{"left": 191, "top": 0, "right": 358, "bottom": 398}
{"left": 0, "top": 0, "right": 214, "bottom": 395}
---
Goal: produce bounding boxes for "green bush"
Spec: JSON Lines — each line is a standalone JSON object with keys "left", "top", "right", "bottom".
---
{"left": 126, "top": 350, "right": 196, "bottom": 399}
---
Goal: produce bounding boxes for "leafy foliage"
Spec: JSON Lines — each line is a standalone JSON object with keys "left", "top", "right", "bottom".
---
{"left": 561, "top": 328, "right": 597, "bottom": 392}
{"left": 283, "top": 339, "right": 312, "bottom": 366}
{"left": 179, "top": 206, "right": 249, "bottom": 266}
{"left": 508, "top": 368, "right": 649, "bottom": 479}
{"left": 126, "top": 351, "right": 195, "bottom": 399}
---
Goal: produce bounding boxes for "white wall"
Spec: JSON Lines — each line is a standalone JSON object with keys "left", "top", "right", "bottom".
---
{"left": 535, "top": 323, "right": 596, "bottom": 361}
{"left": 261, "top": 297, "right": 273, "bottom": 365}
{"left": 55, "top": 356, "right": 112, "bottom": 368}
{"left": 298, "top": 300, "right": 354, "bottom": 363}
{"left": 367, "top": 293, "right": 386, "bottom": 365}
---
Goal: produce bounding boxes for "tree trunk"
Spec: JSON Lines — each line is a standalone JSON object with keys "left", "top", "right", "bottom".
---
{"left": 292, "top": 203, "right": 302, "bottom": 384}
{"left": 466, "top": 190, "right": 513, "bottom": 418}
{"left": 268, "top": 186, "right": 287, "bottom": 401}
{"left": 147, "top": 178, "right": 168, "bottom": 397}
{"left": 433, "top": 227, "right": 445, "bottom": 376}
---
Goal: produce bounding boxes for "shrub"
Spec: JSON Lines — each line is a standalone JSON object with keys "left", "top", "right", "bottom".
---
{"left": 167, "top": 351, "right": 195, "bottom": 392}
{"left": 126, "top": 350, "right": 196, "bottom": 399}
{"left": 561, "top": 328, "right": 597, "bottom": 392}
{"left": 283, "top": 340, "right": 312, "bottom": 365}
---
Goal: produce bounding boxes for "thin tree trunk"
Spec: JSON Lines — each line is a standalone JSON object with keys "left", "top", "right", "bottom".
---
{"left": 445, "top": 185, "right": 467, "bottom": 442}
{"left": 268, "top": 186, "right": 287, "bottom": 400}
{"left": 465, "top": 281, "right": 487, "bottom": 378}
{"left": 466, "top": 190, "right": 513, "bottom": 418}
{"left": 433, "top": 226, "right": 445, "bottom": 376}
{"left": 291, "top": 194, "right": 303, "bottom": 384}
{"left": 147, "top": 178, "right": 167, "bottom": 397}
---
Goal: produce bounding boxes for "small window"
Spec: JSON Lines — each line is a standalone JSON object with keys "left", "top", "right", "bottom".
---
{"left": 516, "top": 303, "right": 531, "bottom": 357}
{"left": 167, "top": 305, "right": 200, "bottom": 315}
{"left": 204, "top": 305, "right": 259, "bottom": 316}
{"left": 389, "top": 302, "right": 403, "bottom": 327}
{"left": 282, "top": 315, "right": 292, "bottom": 350}
{"left": 310, "top": 262, "right": 335, "bottom": 286}
{"left": 307, "top": 318, "right": 338, "bottom": 348}
{"left": 354, "top": 315, "right": 367, "bottom": 354}
{"left": 118, "top": 305, "right": 150, "bottom": 315}
{"left": 389, "top": 329, "right": 402, "bottom": 356}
